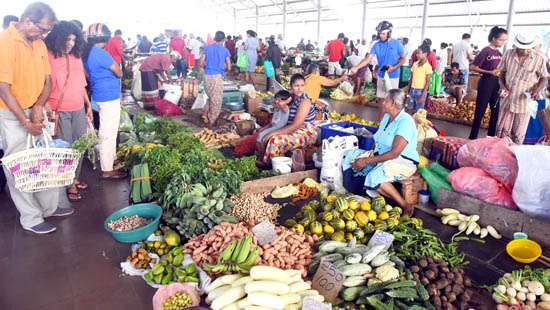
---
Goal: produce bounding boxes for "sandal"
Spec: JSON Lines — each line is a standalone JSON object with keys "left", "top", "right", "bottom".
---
{"left": 101, "top": 170, "right": 128, "bottom": 179}
{"left": 75, "top": 180, "right": 88, "bottom": 190}
{"left": 67, "top": 188, "right": 82, "bottom": 201}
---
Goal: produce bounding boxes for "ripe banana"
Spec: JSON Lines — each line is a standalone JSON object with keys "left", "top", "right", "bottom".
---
{"left": 236, "top": 236, "right": 252, "bottom": 264}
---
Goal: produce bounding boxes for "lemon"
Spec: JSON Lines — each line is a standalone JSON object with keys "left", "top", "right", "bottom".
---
{"left": 378, "top": 211, "right": 390, "bottom": 221}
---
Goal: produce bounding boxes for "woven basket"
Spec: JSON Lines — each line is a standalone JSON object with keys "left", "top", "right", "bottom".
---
{"left": 2, "top": 130, "right": 81, "bottom": 193}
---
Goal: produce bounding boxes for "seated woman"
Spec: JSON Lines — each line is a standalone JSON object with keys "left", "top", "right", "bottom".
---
{"left": 342, "top": 89, "right": 419, "bottom": 214}
{"left": 305, "top": 63, "right": 347, "bottom": 113}
{"left": 260, "top": 74, "right": 319, "bottom": 164}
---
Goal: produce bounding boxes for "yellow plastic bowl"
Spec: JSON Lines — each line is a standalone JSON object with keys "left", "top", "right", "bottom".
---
{"left": 506, "top": 239, "right": 542, "bottom": 264}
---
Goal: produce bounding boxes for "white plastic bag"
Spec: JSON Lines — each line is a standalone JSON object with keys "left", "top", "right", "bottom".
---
{"left": 191, "top": 92, "right": 208, "bottom": 110}
{"left": 320, "top": 135, "right": 358, "bottom": 193}
{"left": 131, "top": 63, "right": 142, "bottom": 100}
{"left": 162, "top": 84, "right": 183, "bottom": 104}
{"left": 512, "top": 145, "right": 550, "bottom": 220}
{"left": 527, "top": 99, "right": 539, "bottom": 119}
{"left": 364, "top": 66, "right": 373, "bottom": 84}
{"left": 384, "top": 71, "right": 393, "bottom": 92}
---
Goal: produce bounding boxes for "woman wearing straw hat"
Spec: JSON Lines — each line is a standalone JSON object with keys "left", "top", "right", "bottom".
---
{"left": 496, "top": 33, "right": 548, "bottom": 144}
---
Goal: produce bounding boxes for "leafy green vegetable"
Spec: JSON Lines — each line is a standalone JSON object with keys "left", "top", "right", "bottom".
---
{"left": 72, "top": 132, "right": 98, "bottom": 169}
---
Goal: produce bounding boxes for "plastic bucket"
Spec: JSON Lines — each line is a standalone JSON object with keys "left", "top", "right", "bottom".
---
{"left": 272, "top": 156, "right": 292, "bottom": 174}
{"left": 104, "top": 203, "right": 162, "bottom": 243}
{"left": 418, "top": 190, "right": 430, "bottom": 205}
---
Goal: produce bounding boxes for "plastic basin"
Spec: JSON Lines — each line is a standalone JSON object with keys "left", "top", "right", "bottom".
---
{"left": 506, "top": 239, "right": 542, "bottom": 264}
{"left": 104, "top": 203, "right": 162, "bottom": 243}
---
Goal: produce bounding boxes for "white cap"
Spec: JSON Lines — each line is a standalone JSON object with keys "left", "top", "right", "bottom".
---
{"left": 513, "top": 33, "right": 537, "bottom": 49}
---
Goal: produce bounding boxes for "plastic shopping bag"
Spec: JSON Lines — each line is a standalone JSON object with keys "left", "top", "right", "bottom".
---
{"left": 512, "top": 145, "right": 550, "bottom": 220}
{"left": 191, "top": 92, "right": 208, "bottom": 110}
{"left": 448, "top": 167, "right": 517, "bottom": 209}
{"left": 263, "top": 60, "right": 275, "bottom": 78}
{"left": 320, "top": 136, "right": 358, "bottom": 193}
{"left": 457, "top": 137, "right": 518, "bottom": 191}
{"left": 383, "top": 72, "right": 393, "bottom": 92}
{"left": 237, "top": 52, "right": 248, "bottom": 70}
{"left": 152, "top": 283, "right": 200, "bottom": 310}
{"left": 419, "top": 167, "right": 452, "bottom": 203}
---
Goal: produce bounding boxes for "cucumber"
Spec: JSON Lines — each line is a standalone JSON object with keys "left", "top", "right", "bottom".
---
{"left": 360, "top": 282, "right": 385, "bottom": 297}
{"left": 341, "top": 286, "right": 363, "bottom": 301}
{"left": 321, "top": 253, "right": 344, "bottom": 263}
{"left": 416, "top": 282, "right": 430, "bottom": 301}
{"left": 366, "top": 295, "right": 393, "bottom": 310}
{"left": 384, "top": 280, "right": 417, "bottom": 290}
{"left": 333, "top": 259, "right": 346, "bottom": 269}
{"left": 319, "top": 241, "right": 347, "bottom": 253}
{"left": 361, "top": 244, "right": 386, "bottom": 264}
{"left": 344, "top": 253, "right": 362, "bottom": 264}
{"left": 385, "top": 287, "right": 419, "bottom": 299}
{"left": 370, "top": 252, "right": 390, "bottom": 267}
{"left": 343, "top": 276, "right": 366, "bottom": 287}
{"left": 338, "top": 263, "right": 372, "bottom": 276}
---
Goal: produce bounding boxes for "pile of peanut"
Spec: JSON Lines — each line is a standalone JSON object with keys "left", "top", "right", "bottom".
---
{"left": 107, "top": 215, "right": 151, "bottom": 232}
{"left": 230, "top": 193, "right": 282, "bottom": 226}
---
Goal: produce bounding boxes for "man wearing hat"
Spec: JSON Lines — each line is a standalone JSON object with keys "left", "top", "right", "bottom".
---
{"left": 351, "top": 21, "right": 406, "bottom": 121}
{"left": 496, "top": 33, "right": 548, "bottom": 144}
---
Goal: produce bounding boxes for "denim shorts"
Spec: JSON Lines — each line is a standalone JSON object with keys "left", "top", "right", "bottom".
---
{"left": 408, "top": 88, "right": 427, "bottom": 110}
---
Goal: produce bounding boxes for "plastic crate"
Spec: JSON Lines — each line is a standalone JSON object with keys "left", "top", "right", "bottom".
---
{"left": 222, "top": 91, "right": 243, "bottom": 105}
{"left": 320, "top": 121, "right": 378, "bottom": 151}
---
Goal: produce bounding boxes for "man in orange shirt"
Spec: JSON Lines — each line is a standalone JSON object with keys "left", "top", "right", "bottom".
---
{"left": 0, "top": 2, "right": 73, "bottom": 234}
{"left": 105, "top": 29, "right": 124, "bottom": 65}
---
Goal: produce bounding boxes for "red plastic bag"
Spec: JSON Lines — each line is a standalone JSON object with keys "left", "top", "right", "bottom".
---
{"left": 447, "top": 167, "right": 517, "bottom": 210}
{"left": 457, "top": 137, "right": 518, "bottom": 191}
{"left": 152, "top": 283, "right": 200, "bottom": 310}
{"left": 234, "top": 132, "right": 259, "bottom": 157}
{"left": 155, "top": 99, "right": 183, "bottom": 116}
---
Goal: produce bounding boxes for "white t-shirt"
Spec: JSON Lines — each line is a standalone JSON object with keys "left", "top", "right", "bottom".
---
{"left": 188, "top": 38, "right": 202, "bottom": 59}
{"left": 276, "top": 39, "right": 286, "bottom": 51}
{"left": 452, "top": 40, "right": 472, "bottom": 70}
{"left": 347, "top": 54, "right": 362, "bottom": 67}
{"left": 357, "top": 44, "right": 369, "bottom": 59}
{"left": 436, "top": 49, "right": 448, "bottom": 74}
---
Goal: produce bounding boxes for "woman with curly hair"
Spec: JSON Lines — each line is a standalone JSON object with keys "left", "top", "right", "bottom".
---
{"left": 45, "top": 21, "right": 93, "bottom": 201}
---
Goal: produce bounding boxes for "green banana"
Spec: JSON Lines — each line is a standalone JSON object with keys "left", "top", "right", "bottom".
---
{"left": 236, "top": 235, "right": 253, "bottom": 264}
{"left": 240, "top": 246, "right": 260, "bottom": 267}
{"left": 230, "top": 238, "right": 244, "bottom": 262}
{"left": 219, "top": 240, "right": 238, "bottom": 263}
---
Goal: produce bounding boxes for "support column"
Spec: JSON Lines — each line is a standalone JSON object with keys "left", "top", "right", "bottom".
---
{"left": 505, "top": 0, "right": 515, "bottom": 36}
{"left": 255, "top": 5, "right": 259, "bottom": 33}
{"left": 233, "top": 8, "right": 237, "bottom": 34}
{"left": 283, "top": 0, "right": 287, "bottom": 40}
{"left": 420, "top": 0, "right": 429, "bottom": 42}
{"left": 361, "top": 0, "right": 367, "bottom": 39}
{"left": 317, "top": 0, "right": 321, "bottom": 43}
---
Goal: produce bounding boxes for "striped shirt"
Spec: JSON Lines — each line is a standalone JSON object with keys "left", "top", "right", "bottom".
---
{"left": 152, "top": 41, "right": 168, "bottom": 53}
{"left": 498, "top": 48, "right": 548, "bottom": 113}
{"left": 288, "top": 93, "right": 316, "bottom": 124}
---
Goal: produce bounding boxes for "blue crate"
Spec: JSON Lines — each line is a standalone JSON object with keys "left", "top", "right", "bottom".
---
{"left": 320, "top": 121, "right": 378, "bottom": 150}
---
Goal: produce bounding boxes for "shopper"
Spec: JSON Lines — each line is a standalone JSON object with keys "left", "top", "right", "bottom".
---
{"left": 105, "top": 29, "right": 124, "bottom": 65}
{"left": 351, "top": 21, "right": 406, "bottom": 120}
{"left": 410, "top": 38, "right": 437, "bottom": 70}
{"left": 326, "top": 33, "right": 346, "bottom": 76}
{"left": 169, "top": 33, "right": 188, "bottom": 78}
{"left": 0, "top": 2, "right": 74, "bottom": 234}
{"left": 225, "top": 35, "right": 236, "bottom": 62}
{"left": 276, "top": 34, "right": 286, "bottom": 53}
{"left": 357, "top": 38, "right": 369, "bottom": 59}
{"left": 2, "top": 15, "right": 18, "bottom": 30}
{"left": 443, "top": 62, "right": 466, "bottom": 106}
{"left": 437, "top": 42, "right": 449, "bottom": 75}
{"left": 408, "top": 45, "right": 433, "bottom": 111}
{"left": 45, "top": 21, "right": 92, "bottom": 202}
{"left": 305, "top": 40, "right": 315, "bottom": 52}
{"left": 138, "top": 35, "right": 152, "bottom": 53}
{"left": 343, "top": 89, "right": 418, "bottom": 215}
{"left": 297, "top": 39, "right": 306, "bottom": 51}
{"left": 139, "top": 52, "right": 180, "bottom": 108}
{"left": 201, "top": 31, "right": 231, "bottom": 127}
{"left": 188, "top": 35, "right": 202, "bottom": 66}
{"left": 402, "top": 37, "right": 412, "bottom": 61}
{"left": 152, "top": 34, "right": 168, "bottom": 53}
{"left": 265, "top": 37, "right": 283, "bottom": 92}
{"left": 244, "top": 30, "right": 259, "bottom": 84}
{"left": 305, "top": 63, "right": 347, "bottom": 104}
{"left": 496, "top": 33, "right": 548, "bottom": 144}
{"left": 83, "top": 23, "right": 125, "bottom": 179}
{"left": 452, "top": 33, "right": 474, "bottom": 91}
{"left": 469, "top": 26, "right": 508, "bottom": 139}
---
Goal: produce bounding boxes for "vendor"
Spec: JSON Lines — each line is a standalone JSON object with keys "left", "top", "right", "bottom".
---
{"left": 305, "top": 63, "right": 347, "bottom": 109}
{"left": 342, "top": 89, "right": 419, "bottom": 214}
{"left": 139, "top": 51, "right": 180, "bottom": 108}
{"left": 443, "top": 62, "right": 466, "bottom": 106}
{"left": 260, "top": 74, "right": 318, "bottom": 164}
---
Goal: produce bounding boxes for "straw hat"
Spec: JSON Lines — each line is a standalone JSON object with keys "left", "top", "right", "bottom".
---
{"left": 513, "top": 33, "right": 537, "bottom": 49}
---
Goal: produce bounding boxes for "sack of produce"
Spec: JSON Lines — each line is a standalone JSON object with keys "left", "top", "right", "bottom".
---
{"left": 152, "top": 283, "right": 200, "bottom": 310}
{"left": 429, "top": 136, "right": 468, "bottom": 170}
{"left": 430, "top": 161, "right": 451, "bottom": 179}
{"left": 155, "top": 99, "right": 183, "bottom": 117}
{"left": 419, "top": 167, "right": 452, "bottom": 203}
{"left": 512, "top": 145, "right": 550, "bottom": 220}
{"left": 448, "top": 167, "right": 517, "bottom": 209}
{"left": 457, "top": 137, "right": 518, "bottom": 192}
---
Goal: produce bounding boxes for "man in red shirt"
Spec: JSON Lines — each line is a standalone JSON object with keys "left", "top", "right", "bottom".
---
{"left": 169, "top": 33, "right": 188, "bottom": 78}
{"left": 225, "top": 35, "right": 236, "bottom": 62}
{"left": 105, "top": 29, "right": 124, "bottom": 65}
{"left": 325, "top": 33, "right": 346, "bottom": 76}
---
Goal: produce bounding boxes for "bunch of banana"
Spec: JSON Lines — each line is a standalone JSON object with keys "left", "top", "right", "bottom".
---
{"left": 203, "top": 235, "right": 260, "bottom": 275}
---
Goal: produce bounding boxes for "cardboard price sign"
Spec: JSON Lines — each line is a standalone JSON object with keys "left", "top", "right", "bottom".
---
{"left": 311, "top": 260, "right": 344, "bottom": 303}
{"left": 251, "top": 220, "right": 278, "bottom": 246}
{"left": 302, "top": 296, "right": 332, "bottom": 310}
{"left": 367, "top": 230, "right": 394, "bottom": 251}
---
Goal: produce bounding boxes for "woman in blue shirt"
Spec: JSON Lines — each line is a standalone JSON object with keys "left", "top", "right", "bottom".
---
{"left": 342, "top": 89, "right": 419, "bottom": 214}
{"left": 83, "top": 23, "right": 125, "bottom": 179}
{"left": 244, "top": 30, "right": 259, "bottom": 84}
{"left": 200, "top": 31, "right": 231, "bottom": 127}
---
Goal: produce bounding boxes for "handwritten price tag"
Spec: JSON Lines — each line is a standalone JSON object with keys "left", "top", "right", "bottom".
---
{"left": 302, "top": 296, "right": 332, "bottom": 310}
{"left": 311, "top": 260, "right": 344, "bottom": 303}
{"left": 251, "top": 220, "right": 278, "bottom": 246}
{"left": 367, "top": 230, "right": 394, "bottom": 251}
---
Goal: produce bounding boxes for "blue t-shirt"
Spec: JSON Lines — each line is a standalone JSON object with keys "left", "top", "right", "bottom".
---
{"left": 371, "top": 39, "right": 405, "bottom": 79}
{"left": 373, "top": 109, "right": 419, "bottom": 163}
{"left": 85, "top": 47, "right": 121, "bottom": 102}
{"left": 204, "top": 44, "right": 230, "bottom": 76}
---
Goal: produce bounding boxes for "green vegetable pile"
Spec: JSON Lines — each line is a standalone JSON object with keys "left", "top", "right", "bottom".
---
{"left": 72, "top": 131, "right": 98, "bottom": 169}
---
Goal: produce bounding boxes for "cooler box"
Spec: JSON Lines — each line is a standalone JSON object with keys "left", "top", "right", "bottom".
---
{"left": 429, "top": 136, "right": 468, "bottom": 170}
{"left": 320, "top": 121, "right": 377, "bottom": 151}
{"left": 222, "top": 91, "right": 243, "bottom": 105}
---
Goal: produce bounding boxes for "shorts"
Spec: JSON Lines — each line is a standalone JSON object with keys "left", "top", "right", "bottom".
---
{"left": 328, "top": 61, "right": 344, "bottom": 75}
{"left": 408, "top": 88, "right": 427, "bottom": 110}
{"left": 376, "top": 76, "right": 399, "bottom": 98}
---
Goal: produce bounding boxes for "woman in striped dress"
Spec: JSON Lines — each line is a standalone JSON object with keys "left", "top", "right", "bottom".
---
{"left": 261, "top": 74, "right": 318, "bottom": 164}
